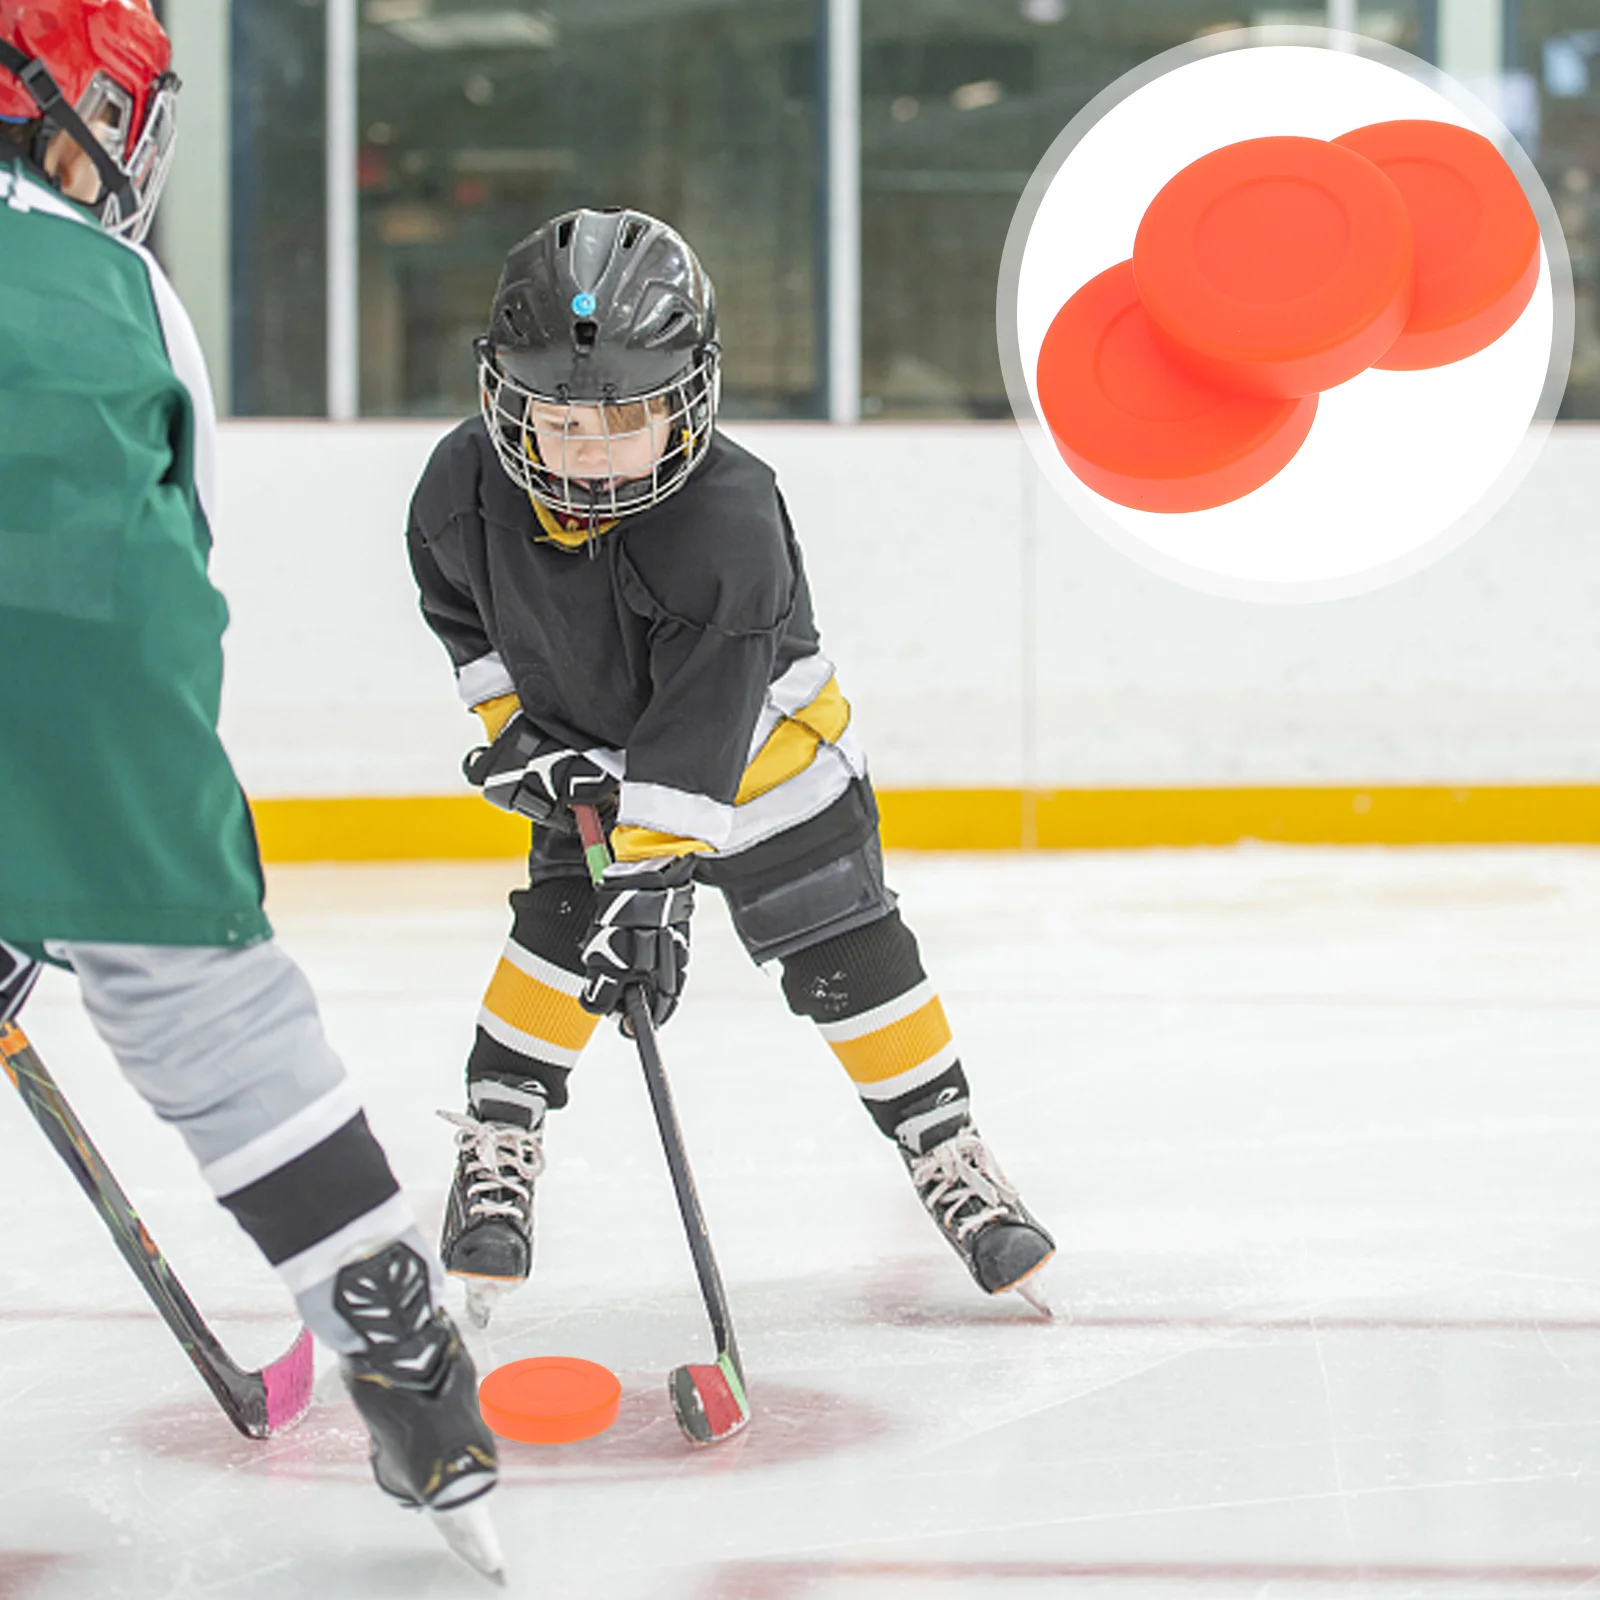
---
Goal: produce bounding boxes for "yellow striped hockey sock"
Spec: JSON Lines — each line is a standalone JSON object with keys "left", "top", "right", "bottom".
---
{"left": 779, "top": 911, "right": 973, "bottom": 1151}
{"left": 467, "top": 879, "right": 601, "bottom": 1124}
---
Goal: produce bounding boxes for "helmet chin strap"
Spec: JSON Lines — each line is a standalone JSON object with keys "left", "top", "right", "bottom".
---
{"left": 0, "top": 38, "right": 138, "bottom": 222}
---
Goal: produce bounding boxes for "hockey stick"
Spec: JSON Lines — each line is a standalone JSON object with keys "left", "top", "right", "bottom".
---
{"left": 0, "top": 1021, "right": 314, "bottom": 1439}
{"left": 573, "top": 804, "right": 751, "bottom": 1446}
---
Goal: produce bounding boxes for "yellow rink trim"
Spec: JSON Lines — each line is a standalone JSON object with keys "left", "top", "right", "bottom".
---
{"left": 827, "top": 997, "right": 955, "bottom": 1086}
{"left": 482, "top": 959, "right": 599, "bottom": 1053}
{"left": 249, "top": 785, "right": 1600, "bottom": 863}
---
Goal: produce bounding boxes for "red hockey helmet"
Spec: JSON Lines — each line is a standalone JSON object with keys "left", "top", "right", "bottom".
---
{"left": 0, "top": 0, "right": 178, "bottom": 243}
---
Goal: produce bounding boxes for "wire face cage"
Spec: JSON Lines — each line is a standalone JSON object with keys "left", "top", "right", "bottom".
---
{"left": 96, "top": 69, "right": 178, "bottom": 244}
{"left": 477, "top": 341, "right": 721, "bottom": 524}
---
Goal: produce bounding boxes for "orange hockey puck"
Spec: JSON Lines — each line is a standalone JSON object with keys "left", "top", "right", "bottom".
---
{"left": 1036, "top": 259, "right": 1318, "bottom": 513}
{"left": 479, "top": 1356, "right": 621, "bottom": 1444}
{"left": 1133, "top": 135, "right": 1414, "bottom": 397}
{"left": 1333, "top": 119, "right": 1540, "bottom": 370}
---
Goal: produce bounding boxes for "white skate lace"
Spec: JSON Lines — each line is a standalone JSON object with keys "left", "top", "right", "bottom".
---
{"left": 438, "top": 1110, "right": 545, "bottom": 1221}
{"left": 909, "top": 1129, "right": 1021, "bottom": 1240}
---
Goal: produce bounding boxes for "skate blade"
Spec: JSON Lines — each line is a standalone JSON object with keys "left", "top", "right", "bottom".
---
{"left": 1011, "top": 1260, "right": 1055, "bottom": 1320}
{"left": 429, "top": 1499, "right": 506, "bottom": 1586}
{"left": 458, "top": 1276, "right": 512, "bottom": 1331}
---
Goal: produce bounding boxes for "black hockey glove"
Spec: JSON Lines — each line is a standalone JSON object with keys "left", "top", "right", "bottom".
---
{"left": 579, "top": 857, "right": 696, "bottom": 1027}
{"left": 462, "top": 712, "right": 618, "bottom": 833}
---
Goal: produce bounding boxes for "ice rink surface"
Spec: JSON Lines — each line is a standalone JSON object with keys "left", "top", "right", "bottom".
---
{"left": 6, "top": 846, "right": 1600, "bottom": 1598}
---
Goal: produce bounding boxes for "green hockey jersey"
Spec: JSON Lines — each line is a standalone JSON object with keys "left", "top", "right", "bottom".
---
{"left": 0, "top": 161, "right": 269, "bottom": 949}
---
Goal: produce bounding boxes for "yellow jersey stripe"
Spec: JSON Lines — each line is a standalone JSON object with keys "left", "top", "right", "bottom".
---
{"left": 482, "top": 956, "right": 599, "bottom": 1052}
{"left": 612, "top": 825, "right": 715, "bottom": 861}
{"left": 472, "top": 692, "right": 520, "bottom": 741}
{"left": 826, "top": 996, "right": 954, "bottom": 1086}
{"left": 736, "top": 717, "right": 822, "bottom": 804}
{"left": 791, "top": 676, "right": 850, "bottom": 743}
{"left": 735, "top": 676, "right": 853, "bottom": 805}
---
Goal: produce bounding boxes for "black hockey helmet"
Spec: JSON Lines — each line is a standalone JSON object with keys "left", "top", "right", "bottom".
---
{"left": 476, "top": 207, "right": 720, "bottom": 521}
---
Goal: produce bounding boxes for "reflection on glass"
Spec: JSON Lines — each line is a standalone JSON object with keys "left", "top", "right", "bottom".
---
{"left": 860, "top": 1, "right": 1258, "bottom": 420}
{"left": 1516, "top": 2, "right": 1600, "bottom": 418}
{"left": 230, "top": 0, "right": 326, "bottom": 417}
{"left": 356, "top": 0, "right": 820, "bottom": 420}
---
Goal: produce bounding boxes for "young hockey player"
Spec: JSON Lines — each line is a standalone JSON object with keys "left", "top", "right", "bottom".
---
{"left": 0, "top": 0, "right": 498, "bottom": 1572}
{"left": 408, "top": 206, "right": 1056, "bottom": 1327}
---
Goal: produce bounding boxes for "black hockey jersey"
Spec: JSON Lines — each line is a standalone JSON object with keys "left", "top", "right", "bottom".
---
{"left": 407, "top": 421, "right": 863, "bottom": 858}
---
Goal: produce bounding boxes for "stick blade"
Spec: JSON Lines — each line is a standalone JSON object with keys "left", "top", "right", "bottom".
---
{"left": 260, "top": 1327, "right": 316, "bottom": 1435}
{"left": 669, "top": 1360, "right": 750, "bottom": 1446}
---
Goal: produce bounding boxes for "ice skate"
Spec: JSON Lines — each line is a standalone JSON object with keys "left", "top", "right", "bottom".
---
{"left": 897, "top": 1106, "right": 1055, "bottom": 1312}
{"left": 438, "top": 1102, "right": 545, "bottom": 1328}
{"left": 335, "top": 1241, "right": 504, "bottom": 1583}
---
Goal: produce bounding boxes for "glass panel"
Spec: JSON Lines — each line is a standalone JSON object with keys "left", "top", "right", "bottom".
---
{"left": 356, "top": 0, "right": 821, "bottom": 420}
{"left": 1513, "top": 1, "right": 1600, "bottom": 418}
{"left": 230, "top": 0, "right": 326, "bottom": 416}
{"left": 1358, "top": 0, "right": 1435, "bottom": 58}
{"left": 860, "top": 0, "right": 1256, "bottom": 420}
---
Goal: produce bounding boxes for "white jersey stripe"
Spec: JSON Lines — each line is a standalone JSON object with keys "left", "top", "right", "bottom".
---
{"left": 456, "top": 652, "right": 517, "bottom": 708}
{"left": 768, "top": 652, "right": 837, "bottom": 718}
{"left": 619, "top": 733, "right": 862, "bottom": 859}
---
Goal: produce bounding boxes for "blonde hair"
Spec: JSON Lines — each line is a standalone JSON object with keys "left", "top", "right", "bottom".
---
{"left": 604, "top": 395, "right": 671, "bottom": 433}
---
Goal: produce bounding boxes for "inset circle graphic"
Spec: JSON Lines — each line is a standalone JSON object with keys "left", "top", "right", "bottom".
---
{"left": 997, "top": 28, "right": 1573, "bottom": 603}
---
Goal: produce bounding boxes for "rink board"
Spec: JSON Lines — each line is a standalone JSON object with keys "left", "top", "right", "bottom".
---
{"left": 249, "top": 785, "right": 1600, "bottom": 862}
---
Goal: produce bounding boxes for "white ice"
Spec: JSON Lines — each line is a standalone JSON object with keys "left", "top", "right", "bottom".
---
{"left": 6, "top": 847, "right": 1600, "bottom": 1599}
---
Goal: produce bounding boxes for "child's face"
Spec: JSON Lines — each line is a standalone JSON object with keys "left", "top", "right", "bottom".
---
{"left": 527, "top": 399, "right": 671, "bottom": 490}
{"left": 45, "top": 125, "right": 112, "bottom": 204}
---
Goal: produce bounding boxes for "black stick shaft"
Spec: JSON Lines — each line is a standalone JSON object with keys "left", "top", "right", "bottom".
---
{"left": 573, "top": 805, "right": 743, "bottom": 1377}
{"left": 0, "top": 1022, "right": 267, "bottom": 1434}
{"left": 623, "top": 988, "right": 740, "bottom": 1369}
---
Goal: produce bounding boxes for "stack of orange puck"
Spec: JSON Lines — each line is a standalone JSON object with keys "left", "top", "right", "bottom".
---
{"left": 1036, "top": 122, "right": 1541, "bottom": 513}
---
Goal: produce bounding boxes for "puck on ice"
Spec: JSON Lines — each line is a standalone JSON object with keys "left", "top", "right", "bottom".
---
{"left": 479, "top": 1356, "right": 622, "bottom": 1444}
{"left": 1035, "top": 259, "right": 1318, "bottom": 513}
{"left": 1133, "top": 134, "right": 1414, "bottom": 397}
{"left": 1333, "top": 119, "right": 1540, "bottom": 371}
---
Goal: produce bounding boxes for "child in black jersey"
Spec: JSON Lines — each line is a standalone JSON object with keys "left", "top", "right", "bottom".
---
{"left": 407, "top": 207, "right": 1054, "bottom": 1326}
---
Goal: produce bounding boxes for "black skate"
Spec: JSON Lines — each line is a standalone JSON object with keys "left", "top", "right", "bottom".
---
{"left": 438, "top": 1102, "right": 545, "bottom": 1329}
{"left": 897, "top": 1109, "right": 1056, "bottom": 1315}
{"left": 335, "top": 1241, "right": 503, "bottom": 1581}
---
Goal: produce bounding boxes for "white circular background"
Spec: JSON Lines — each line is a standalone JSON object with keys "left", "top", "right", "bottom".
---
{"left": 1000, "top": 34, "right": 1573, "bottom": 603}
